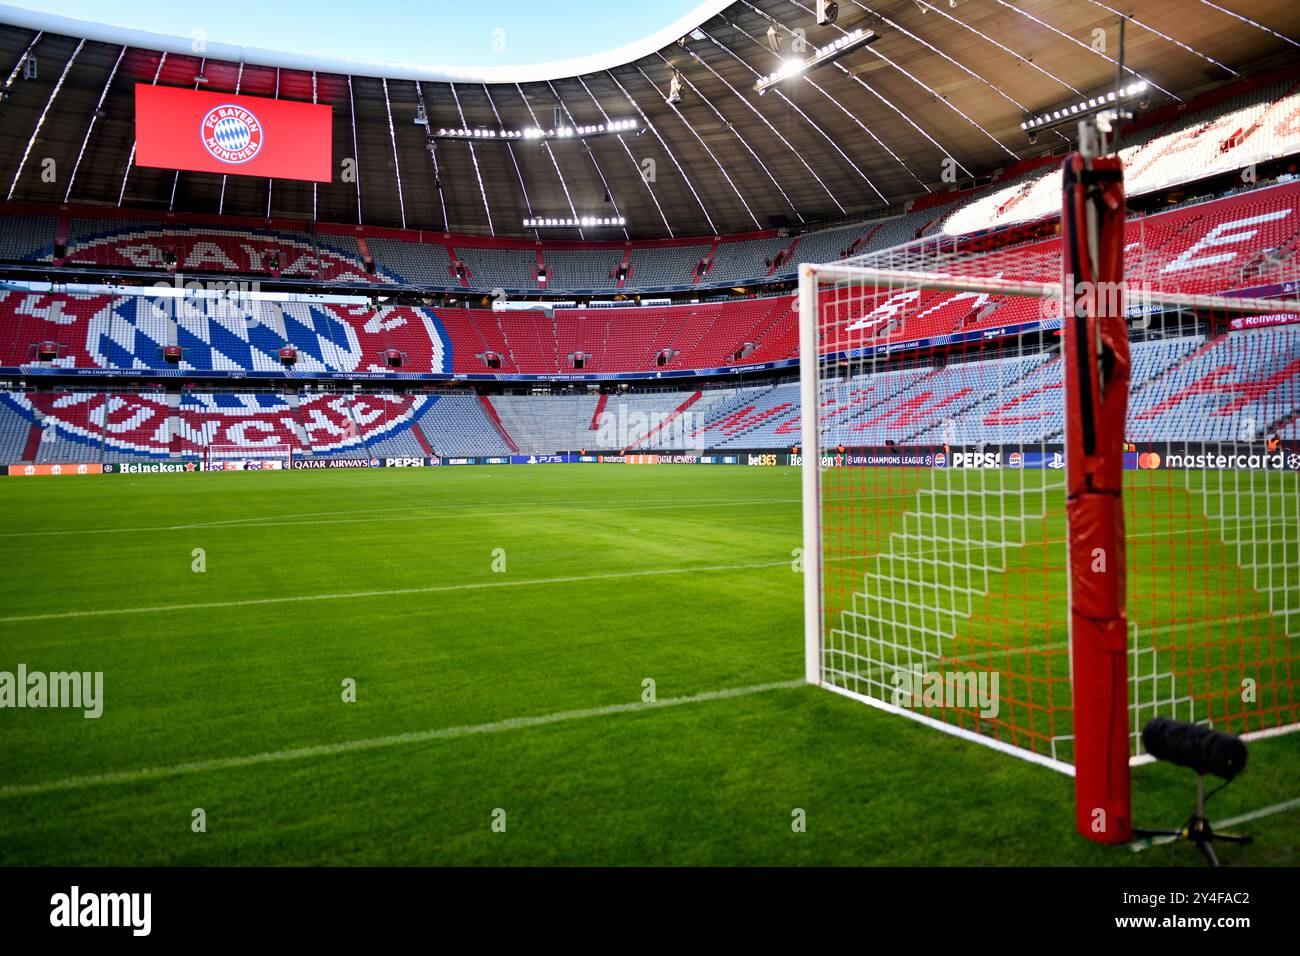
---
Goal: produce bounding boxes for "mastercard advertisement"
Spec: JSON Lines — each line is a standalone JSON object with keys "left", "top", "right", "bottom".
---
{"left": 134, "top": 85, "right": 333, "bottom": 182}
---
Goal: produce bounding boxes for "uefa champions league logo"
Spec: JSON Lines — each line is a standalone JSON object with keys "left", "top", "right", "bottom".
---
{"left": 201, "top": 105, "right": 263, "bottom": 164}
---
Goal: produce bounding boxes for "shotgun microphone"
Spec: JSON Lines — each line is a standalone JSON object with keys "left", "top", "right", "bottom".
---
{"left": 1141, "top": 717, "right": 1247, "bottom": 780}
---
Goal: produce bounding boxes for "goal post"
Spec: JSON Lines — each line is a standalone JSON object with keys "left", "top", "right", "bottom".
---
{"left": 204, "top": 443, "right": 294, "bottom": 470}
{"left": 798, "top": 156, "right": 1300, "bottom": 843}
{"left": 800, "top": 261, "right": 823, "bottom": 688}
{"left": 798, "top": 255, "right": 1080, "bottom": 771}
{"left": 1061, "top": 151, "right": 1132, "bottom": 842}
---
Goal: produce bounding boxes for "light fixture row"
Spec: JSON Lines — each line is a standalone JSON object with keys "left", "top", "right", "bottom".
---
{"left": 753, "top": 27, "right": 877, "bottom": 95}
{"left": 524, "top": 217, "right": 627, "bottom": 228}
{"left": 1021, "top": 81, "right": 1149, "bottom": 129}
{"left": 432, "top": 119, "right": 639, "bottom": 141}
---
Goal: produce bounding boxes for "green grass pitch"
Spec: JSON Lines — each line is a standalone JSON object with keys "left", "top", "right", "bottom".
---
{"left": 0, "top": 463, "right": 1295, "bottom": 866}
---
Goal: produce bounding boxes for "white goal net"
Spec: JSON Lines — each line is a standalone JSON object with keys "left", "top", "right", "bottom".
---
{"left": 798, "top": 226, "right": 1300, "bottom": 777}
{"left": 204, "top": 443, "right": 294, "bottom": 470}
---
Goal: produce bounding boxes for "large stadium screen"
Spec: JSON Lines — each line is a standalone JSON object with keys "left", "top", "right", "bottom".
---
{"left": 134, "top": 85, "right": 333, "bottom": 182}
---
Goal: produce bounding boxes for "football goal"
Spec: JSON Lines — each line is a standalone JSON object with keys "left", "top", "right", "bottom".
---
{"left": 798, "top": 150, "right": 1300, "bottom": 843}
{"left": 204, "top": 443, "right": 295, "bottom": 470}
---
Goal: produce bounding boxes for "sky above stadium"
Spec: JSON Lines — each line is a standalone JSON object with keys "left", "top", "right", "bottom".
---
{"left": 9, "top": 0, "right": 710, "bottom": 68}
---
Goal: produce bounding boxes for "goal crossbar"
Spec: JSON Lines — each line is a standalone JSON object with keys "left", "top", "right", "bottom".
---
{"left": 800, "top": 263, "right": 1300, "bottom": 317}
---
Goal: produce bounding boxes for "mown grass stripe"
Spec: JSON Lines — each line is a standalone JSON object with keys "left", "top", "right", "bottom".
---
{"left": 0, "top": 680, "right": 806, "bottom": 798}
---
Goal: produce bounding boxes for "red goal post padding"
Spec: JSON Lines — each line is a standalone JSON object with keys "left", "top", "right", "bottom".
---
{"left": 1061, "top": 152, "right": 1132, "bottom": 844}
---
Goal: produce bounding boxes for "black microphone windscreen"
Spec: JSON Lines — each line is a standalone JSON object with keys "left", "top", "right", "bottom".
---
{"left": 1141, "top": 717, "right": 1247, "bottom": 780}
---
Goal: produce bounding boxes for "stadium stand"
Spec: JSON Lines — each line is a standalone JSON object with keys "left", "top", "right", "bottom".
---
{"left": 780, "top": 221, "right": 878, "bottom": 271}
{"left": 0, "top": 393, "right": 32, "bottom": 462}
{"left": 0, "top": 215, "right": 56, "bottom": 263}
{"left": 0, "top": 388, "right": 516, "bottom": 462}
{"left": 3, "top": 78, "right": 1299, "bottom": 469}
{"left": 454, "top": 244, "right": 538, "bottom": 290}
{"left": 441, "top": 307, "right": 518, "bottom": 372}
{"left": 3, "top": 175, "right": 1297, "bottom": 382}
{"left": 409, "top": 393, "right": 514, "bottom": 457}
{"left": 629, "top": 242, "right": 713, "bottom": 287}
{"left": 941, "top": 79, "right": 1300, "bottom": 236}
{"left": 685, "top": 383, "right": 797, "bottom": 448}
{"left": 543, "top": 248, "right": 623, "bottom": 290}
{"left": 62, "top": 219, "right": 359, "bottom": 281}
{"left": 1128, "top": 326, "right": 1300, "bottom": 441}
{"left": 707, "top": 236, "right": 789, "bottom": 283}
{"left": 0, "top": 291, "right": 455, "bottom": 376}
{"left": 2, "top": 319, "right": 1298, "bottom": 465}
{"left": 366, "top": 237, "right": 455, "bottom": 285}
{"left": 604, "top": 389, "right": 696, "bottom": 450}
{"left": 492, "top": 393, "right": 600, "bottom": 454}
{"left": 815, "top": 368, "right": 934, "bottom": 447}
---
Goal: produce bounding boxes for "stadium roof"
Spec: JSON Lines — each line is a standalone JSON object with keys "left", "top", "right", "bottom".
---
{"left": 0, "top": 0, "right": 1297, "bottom": 240}
{"left": 0, "top": 2, "right": 739, "bottom": 84}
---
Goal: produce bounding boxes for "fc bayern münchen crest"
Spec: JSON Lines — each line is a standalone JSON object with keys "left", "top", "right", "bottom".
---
{"left": 201, "top": 105, "right": 263, "bottom": 164}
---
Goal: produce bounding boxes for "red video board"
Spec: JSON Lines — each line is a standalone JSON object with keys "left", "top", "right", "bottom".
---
{"left": 134, "top": 85, "right": 333, "bottom": 183}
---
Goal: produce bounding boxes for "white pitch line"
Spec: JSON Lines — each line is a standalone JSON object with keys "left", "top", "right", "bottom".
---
{"left": 1129, "top": 796, "right": 1300, "bottom": 852}
{"left": 1213, "top": 795, "right": 1300, "bottom": 829}
{"left": 0, "top": 680, "right": 806, "bottom": 799}
{"left": 0, "top": 560, "right": 798, "bottom": 624}
{"left": 166, "top": 506, "right": 420, "bottom": 529}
